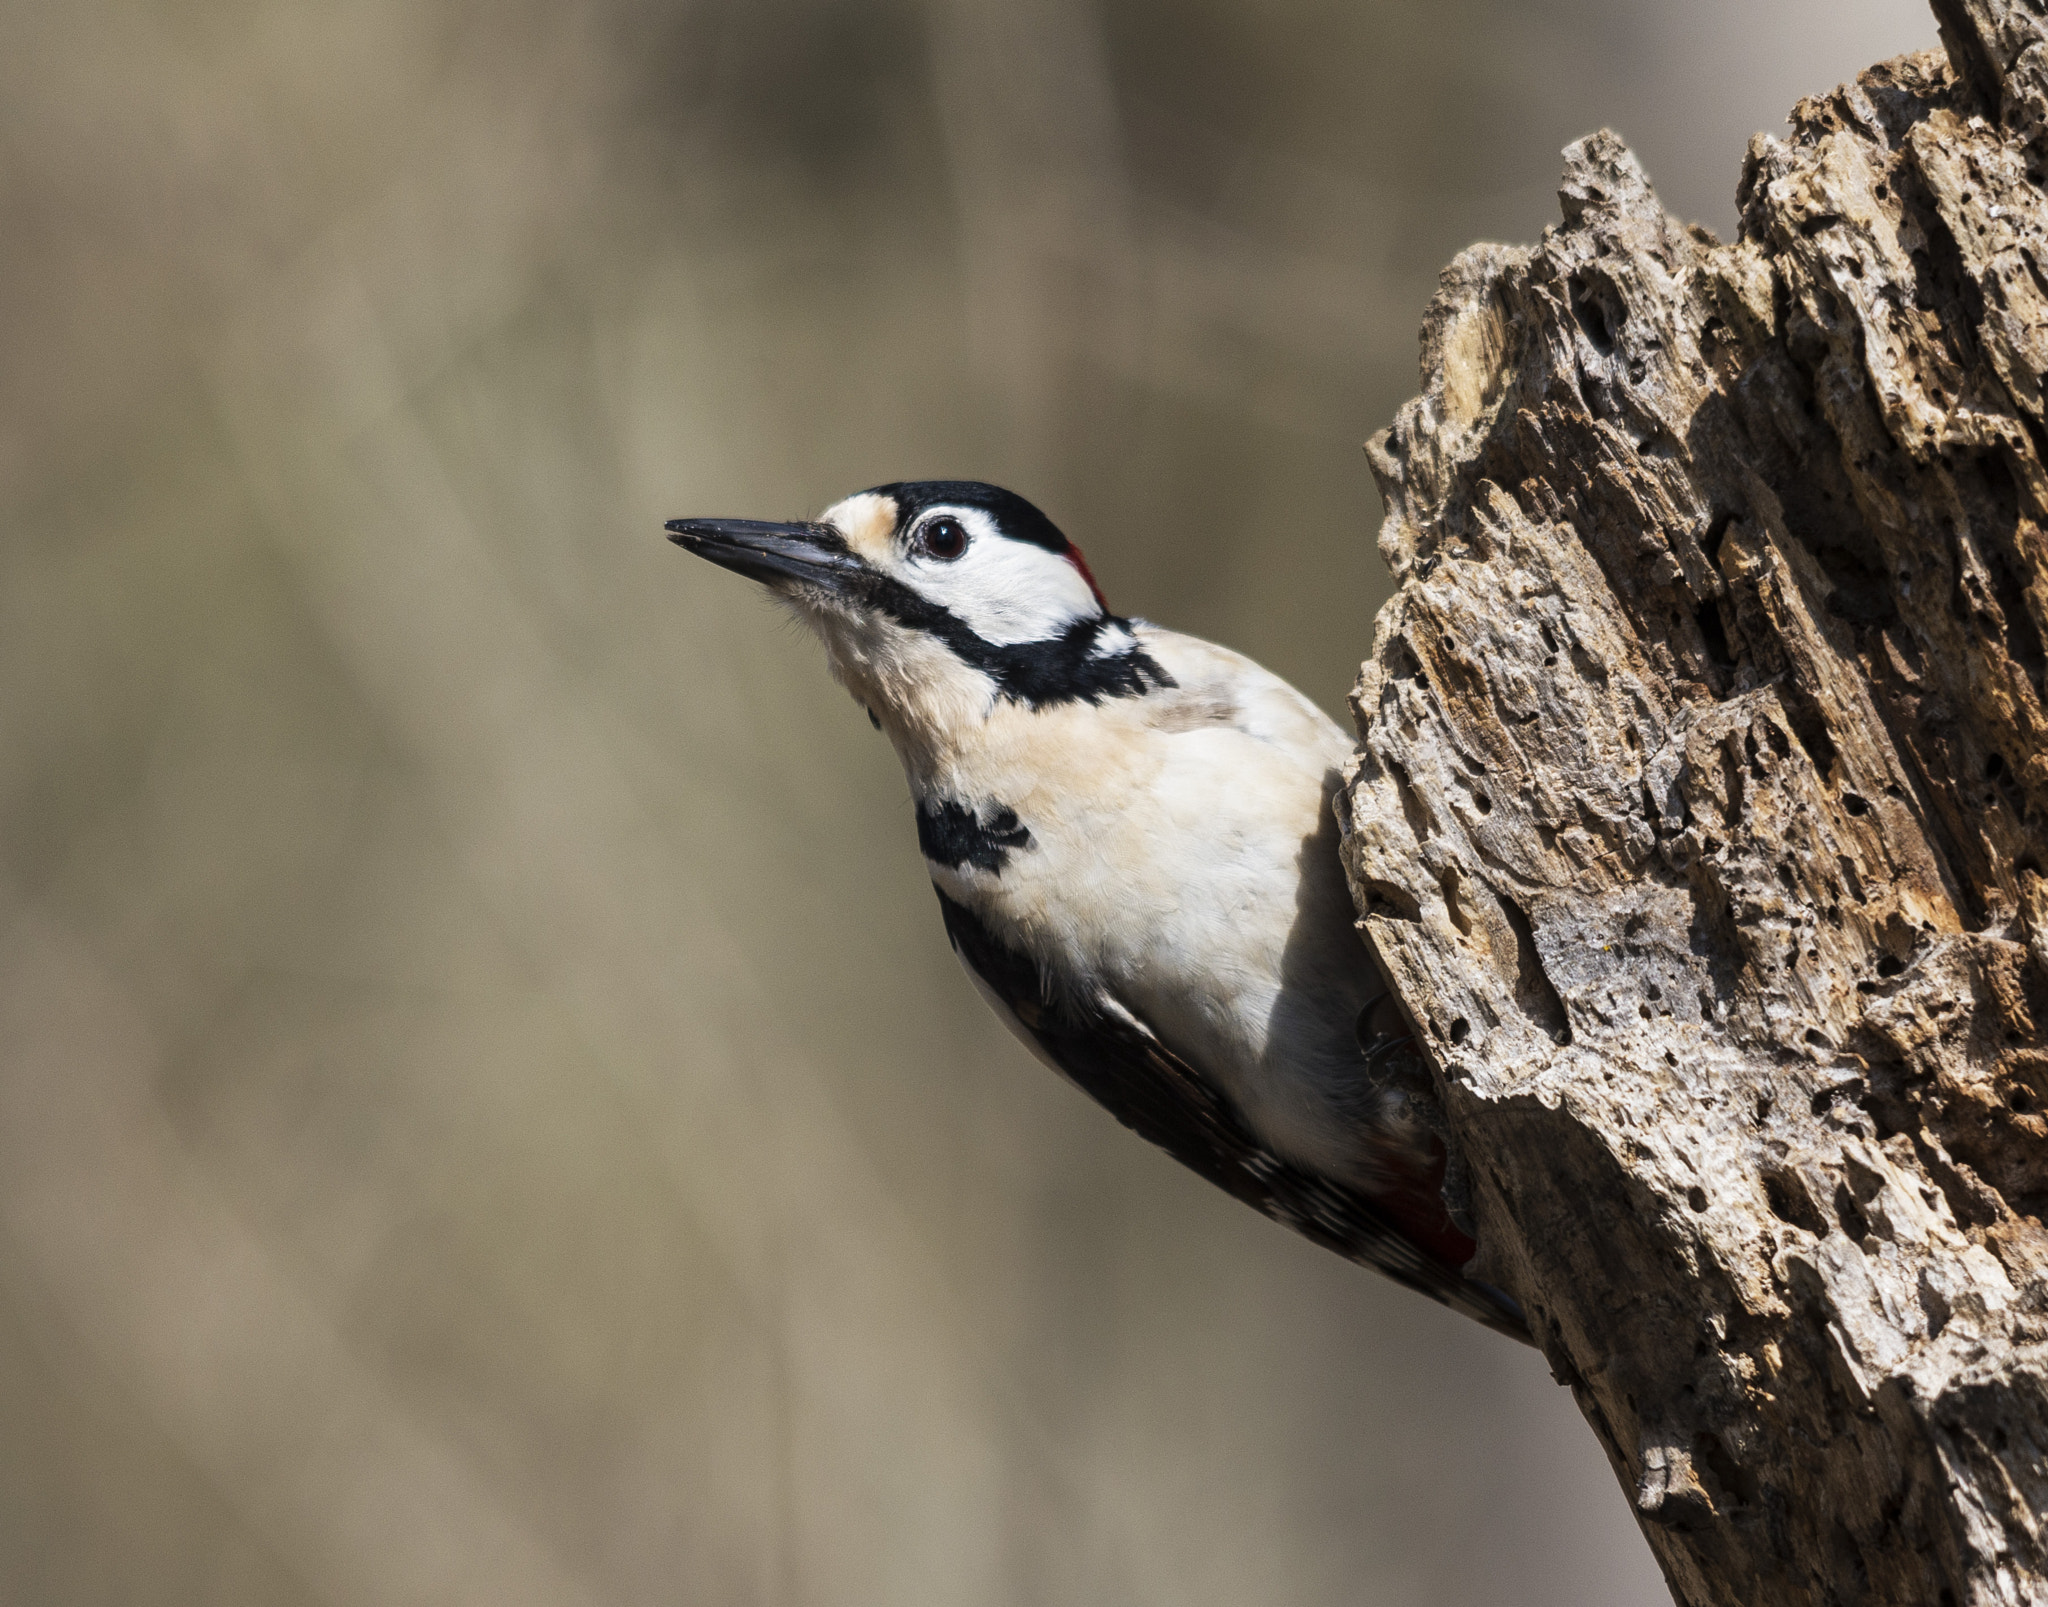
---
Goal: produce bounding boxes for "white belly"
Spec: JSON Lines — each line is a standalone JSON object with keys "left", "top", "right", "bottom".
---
{"left": 927, "top": 680, "right": 1385, "bottom": 1181}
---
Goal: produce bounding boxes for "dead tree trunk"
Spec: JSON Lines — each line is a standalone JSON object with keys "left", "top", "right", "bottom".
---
{"left": 1340, "top": 4, "right": 2048, "bottom": 1602}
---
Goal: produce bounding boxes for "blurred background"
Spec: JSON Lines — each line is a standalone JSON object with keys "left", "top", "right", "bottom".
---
{"left": 0, "top": 0, "right": 1931, "bottom": 1602}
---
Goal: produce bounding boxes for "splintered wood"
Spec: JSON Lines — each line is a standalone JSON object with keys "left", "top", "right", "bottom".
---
{"left": 1340, "top": 5, "right": 2048, "bottom": 1602}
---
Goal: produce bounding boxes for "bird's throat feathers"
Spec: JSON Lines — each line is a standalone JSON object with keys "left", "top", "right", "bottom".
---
{"left": 809, "top": 608, "right": 998, "bottom": 763}
{"left": 797, "top": 597, "right": 1171, "bottom": 775}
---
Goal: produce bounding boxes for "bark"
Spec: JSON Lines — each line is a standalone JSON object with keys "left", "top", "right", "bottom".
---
{"left": 1340, "top": 6, "right": 2048, "bottom": 1603}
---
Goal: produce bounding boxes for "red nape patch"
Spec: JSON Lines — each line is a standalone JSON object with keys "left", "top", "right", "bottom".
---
{"left": 1064, "top": 543, "right": 1110, "bottom": 612}
{"left": 1383, "top": 1138, "right": 1478, "bottom": 1269}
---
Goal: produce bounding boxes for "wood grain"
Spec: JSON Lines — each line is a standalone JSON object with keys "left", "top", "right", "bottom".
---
{"left": 1342, "top": 8, "right": 2048, "bottom": 1600}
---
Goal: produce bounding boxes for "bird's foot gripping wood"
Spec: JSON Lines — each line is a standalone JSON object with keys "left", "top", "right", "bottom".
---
{"left": 1339, "top": 8, "right": 2048, "bottom": 1603}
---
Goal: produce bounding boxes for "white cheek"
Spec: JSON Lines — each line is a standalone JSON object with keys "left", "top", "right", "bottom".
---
{"left": 917, "top": 540, "right": 1098, "bottom": 645}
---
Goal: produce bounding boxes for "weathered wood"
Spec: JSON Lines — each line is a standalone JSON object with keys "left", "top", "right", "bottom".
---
{"left": 1339, "top": 6, "right": 2048, "bottom": 1602}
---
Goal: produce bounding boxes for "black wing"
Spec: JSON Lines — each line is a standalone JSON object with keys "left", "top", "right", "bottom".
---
{"left": 936, "top": 889, "right": 1530, "bottom": 1342}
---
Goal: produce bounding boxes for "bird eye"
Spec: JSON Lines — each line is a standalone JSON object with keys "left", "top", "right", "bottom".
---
{"left": 918, "top": 516, "right": 969, "bottom": 561}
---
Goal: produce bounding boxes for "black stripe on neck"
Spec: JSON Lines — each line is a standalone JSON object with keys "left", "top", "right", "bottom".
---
{"left": 860, "top": 573, "right": 1174, "bottom": 709}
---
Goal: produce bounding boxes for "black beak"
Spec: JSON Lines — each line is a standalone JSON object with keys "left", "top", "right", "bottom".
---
{"left": 664, "top": 517, "right": 862, "bottom": 594}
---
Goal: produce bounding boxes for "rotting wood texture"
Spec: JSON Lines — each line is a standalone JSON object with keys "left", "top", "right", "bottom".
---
{"left": 1339, "top": 3, "right": 2048, "bottom": 1602}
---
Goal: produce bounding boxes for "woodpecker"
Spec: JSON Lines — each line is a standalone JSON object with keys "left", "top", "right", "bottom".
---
{"left": 668, "top": 482, "right": 1527, "bottom": 1339}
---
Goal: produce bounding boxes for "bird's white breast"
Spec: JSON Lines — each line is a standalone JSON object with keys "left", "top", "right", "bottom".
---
{"left": 916, "top": 626, "right": 1386, "bottom": 1181}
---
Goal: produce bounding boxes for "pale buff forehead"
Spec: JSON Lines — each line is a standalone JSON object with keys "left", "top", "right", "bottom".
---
{"left": 818, "top": 491, "right": 900, "bottom": 562}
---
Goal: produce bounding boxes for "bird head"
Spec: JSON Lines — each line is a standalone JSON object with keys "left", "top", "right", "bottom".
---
{"left": 668, "top": 481, "right": 1169, "bottom": 743}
